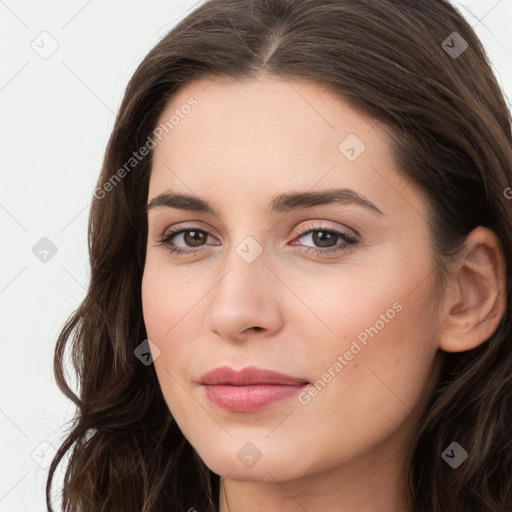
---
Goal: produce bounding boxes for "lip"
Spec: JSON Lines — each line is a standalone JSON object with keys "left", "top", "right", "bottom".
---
{"left": 199, "top": 366, "right": 309, "bottom": 412}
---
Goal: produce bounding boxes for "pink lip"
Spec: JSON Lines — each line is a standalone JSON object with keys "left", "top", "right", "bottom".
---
{"left": 199, "top": 366, "right": 309, "bottom": 412}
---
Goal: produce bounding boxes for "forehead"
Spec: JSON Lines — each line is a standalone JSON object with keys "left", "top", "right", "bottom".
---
{"left": 154, "top": 75, "right": 377, "bottom": 153}
{"left": 148, "top": 76, "right": 427, "bottom": 223}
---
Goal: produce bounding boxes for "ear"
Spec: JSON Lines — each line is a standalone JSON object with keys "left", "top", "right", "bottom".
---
{"left": 439, "top": 226, "right": 507, "bottom": 353}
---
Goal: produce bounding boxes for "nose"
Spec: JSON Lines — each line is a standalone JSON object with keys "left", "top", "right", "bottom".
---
{"left": 206, "top": 247, "right": 284, "bottom": 342}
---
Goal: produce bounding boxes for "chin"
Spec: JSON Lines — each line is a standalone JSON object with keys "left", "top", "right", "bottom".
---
{"left": 193, "top": 439, "right": 311, "bottom": 483}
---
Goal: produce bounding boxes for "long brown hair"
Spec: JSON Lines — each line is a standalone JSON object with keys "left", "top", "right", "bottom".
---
{"left": 47, "top": 1, "right": 512, "bottom": 510}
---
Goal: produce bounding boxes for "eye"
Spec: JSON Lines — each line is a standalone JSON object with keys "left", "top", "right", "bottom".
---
{"left": 291, "top": 225, "right": 359, "bottom": 256}
{"left": 156, "top": 227, "right": 218, "bottom": 255}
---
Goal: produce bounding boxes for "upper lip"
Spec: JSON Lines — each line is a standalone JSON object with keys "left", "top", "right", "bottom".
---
{"left": 199, "top": 366, "right": 309, "bottom": 386}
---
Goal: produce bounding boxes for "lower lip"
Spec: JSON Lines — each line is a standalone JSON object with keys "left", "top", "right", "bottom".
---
{"left": 202, "top": 384, "right": 308, "bottom": 412}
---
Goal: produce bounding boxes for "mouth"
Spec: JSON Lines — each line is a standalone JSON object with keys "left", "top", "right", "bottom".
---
{"left": 199, "top": 366, "right": 310, "bottom": 412}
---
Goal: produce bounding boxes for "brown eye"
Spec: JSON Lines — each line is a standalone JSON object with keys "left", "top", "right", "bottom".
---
{"left": 157, "top": 228, "right": 218, "bottom": 255}
{"left": 182, "top": 230, "right": 207, "bottom": 247}
{"left": 310, "top": 230, "right": 339, "bottom": 248}
{"left": 293, "top": 227, "right": 358, "bottom": 255}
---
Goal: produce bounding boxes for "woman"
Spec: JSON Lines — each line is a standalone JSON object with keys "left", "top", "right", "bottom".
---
{"left": 46, "top": 0, "right": 512, "bottom": 511}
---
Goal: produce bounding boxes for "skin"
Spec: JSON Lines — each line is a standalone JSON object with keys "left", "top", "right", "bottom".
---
{"left": 141, "top": 76, "right": 506, "bottom": 512}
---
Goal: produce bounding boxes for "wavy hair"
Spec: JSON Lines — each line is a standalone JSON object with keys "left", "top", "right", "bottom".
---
{"left": 47, "top": 0, "right": 512, "bottom": 510}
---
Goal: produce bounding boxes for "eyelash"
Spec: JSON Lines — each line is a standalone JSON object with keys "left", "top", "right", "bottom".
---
{"left": 156, "top": 224, "right": 359, "bottom": 257}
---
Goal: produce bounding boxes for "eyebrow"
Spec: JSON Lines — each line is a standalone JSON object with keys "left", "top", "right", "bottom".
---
{"left": 146, "top": 188, "right": 384, "bottom": 217}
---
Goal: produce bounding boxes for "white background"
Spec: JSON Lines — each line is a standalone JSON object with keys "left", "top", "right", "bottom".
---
{"left": 0, "top": 1, "right": 511, "bottom": 510}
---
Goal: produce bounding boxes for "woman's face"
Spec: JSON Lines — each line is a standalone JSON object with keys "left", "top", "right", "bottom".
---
{"left": 142, "top": 76, "right": 444, "bottom": 485}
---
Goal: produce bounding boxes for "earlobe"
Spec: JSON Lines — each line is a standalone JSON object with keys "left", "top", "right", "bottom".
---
{"left": 439, "top": 226, "right": 506, "bottom": 353}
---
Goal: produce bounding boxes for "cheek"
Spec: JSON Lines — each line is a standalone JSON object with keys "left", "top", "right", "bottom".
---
{"left": 141, "top": 263, "right": 213, "bottom": 385}
{"left": 292, "top": 247, "right": 440, "bottom": 410}
{"left": 141, "top": 267, "right": 202, "bottom": 424}
{"left": 141, "top": 261, "right": 203, "bottom": 342}
{"left": 296, "top": 262, "right": 440, "bottom": 428}
{"left": 141, "top": 267, "right": 180, "bottom": 370}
